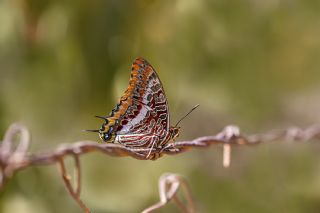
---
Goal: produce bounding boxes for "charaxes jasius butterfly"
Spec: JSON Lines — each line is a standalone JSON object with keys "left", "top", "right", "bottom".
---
{"left": 87, "top": 58, "right": 198, "bottom": 159}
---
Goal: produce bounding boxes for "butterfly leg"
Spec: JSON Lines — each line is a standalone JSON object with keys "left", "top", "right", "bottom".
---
{"left": 171, "top": 138, "right": 180, "bottom": 152}
{"left": 146, "top": 135, "right": 159, "bottom": 159}
{"left": 159, "top": 139, "right": 179, "bottom": 155}
{"left": 116, "top": 133, "right": 161, "bottom": 159}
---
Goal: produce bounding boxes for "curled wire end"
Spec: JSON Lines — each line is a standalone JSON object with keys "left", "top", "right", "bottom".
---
{"left": 0, "top": 123, "right": 31, "bottom": 188}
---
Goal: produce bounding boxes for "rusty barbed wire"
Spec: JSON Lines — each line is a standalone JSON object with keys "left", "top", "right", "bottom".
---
{"left": 1, "top": 123, "right": 320, "bottom": 212}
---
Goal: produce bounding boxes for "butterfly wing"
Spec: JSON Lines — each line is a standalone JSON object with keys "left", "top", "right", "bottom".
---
{"left": 100, "top": 58, "right": 170, "bottom": 148}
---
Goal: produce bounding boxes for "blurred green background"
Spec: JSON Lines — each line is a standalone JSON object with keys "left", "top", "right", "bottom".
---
{"left": 1, "top": 0, "right": 320, "bottom": 212}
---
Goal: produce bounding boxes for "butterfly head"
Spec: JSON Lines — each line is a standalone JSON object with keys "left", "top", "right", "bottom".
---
{"left": 169, "top": 126, "right": 181, "bottom": 140}
{"left": 98, "top": 122, "right": 116, "bottom": 143}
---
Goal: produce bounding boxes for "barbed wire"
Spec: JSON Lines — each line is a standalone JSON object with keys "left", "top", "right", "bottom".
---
{"left": 1, "top": 123, "right": 320, "bottom": 212}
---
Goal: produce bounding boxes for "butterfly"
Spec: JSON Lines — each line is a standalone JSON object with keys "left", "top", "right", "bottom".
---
{"left": 86, "top": 58, "right": 198, "bottom": 159}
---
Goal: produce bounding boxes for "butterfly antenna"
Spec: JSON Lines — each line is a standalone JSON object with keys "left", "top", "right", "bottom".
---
{"left": 174, "top": 104, "right": 200, "bottom": 127}
{"left": 83, "top": 129, "right": 100, "bottom": 133}
{"left": 95, "top": 115, "right": 108, "bottom": 120}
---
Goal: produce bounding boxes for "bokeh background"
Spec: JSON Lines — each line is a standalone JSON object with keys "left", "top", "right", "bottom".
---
{"left": 1, "top": 0, "right": 320, "bottom": 212}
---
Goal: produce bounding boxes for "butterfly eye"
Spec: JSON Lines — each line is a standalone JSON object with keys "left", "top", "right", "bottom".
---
{"left": 104, "top": 133, "right": 111, "bottom": 141}
{"left": 171, "top": 128, "right": 180, "bottom": 139}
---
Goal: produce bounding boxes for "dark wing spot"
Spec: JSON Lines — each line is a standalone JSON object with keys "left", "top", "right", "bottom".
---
{"left": 147, "top": 94, "right": 152, "bottom": 101}
{"left": 140, "top": 62, "right": 146, "bottom": 68}
{"left": 117, "top": 125, "right": 123, "bottom": 131}
{"left": 151, "top": 72, "right": 156, "bottom": 79}
{"left": 121, "top": 119, "right": 129, "bottom": 125}
{"left": 135, "top": 87, "right": 139, "bottom": 94}
{"left": 160, "top": 114, "right": 166, "bottom": 120}
{"left": 145, "top": 111, "right": 150, "bottom": 118}
{"left": 128, "top": 114, "right": 136, "bottom": 119}
{"left": 151, "top": 111, "right": 157, "bottom": 116}
{"left": 155, "top": 84, "right": 161, "bottom": 91}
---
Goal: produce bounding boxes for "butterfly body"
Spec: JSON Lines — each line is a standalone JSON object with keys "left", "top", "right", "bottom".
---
{"left": 96, "top": 58, "right": 180, "bottom": 157}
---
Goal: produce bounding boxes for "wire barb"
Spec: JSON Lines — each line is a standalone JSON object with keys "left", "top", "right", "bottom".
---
{"left": 58, "top": 156, "right": 90, "bottom": 213}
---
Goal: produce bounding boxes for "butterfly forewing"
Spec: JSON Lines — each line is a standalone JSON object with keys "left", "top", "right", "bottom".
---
{"left": 100, "top": 58, "right": 171, "bottom": 148}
